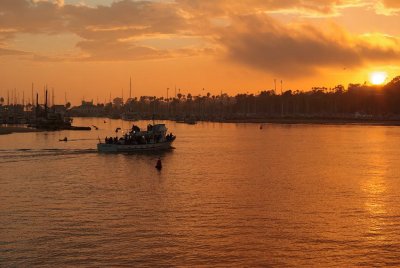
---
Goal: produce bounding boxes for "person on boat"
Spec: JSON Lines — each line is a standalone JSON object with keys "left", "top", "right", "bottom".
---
{"left": 132, "top": 125, "right": 140, "bottom": 132}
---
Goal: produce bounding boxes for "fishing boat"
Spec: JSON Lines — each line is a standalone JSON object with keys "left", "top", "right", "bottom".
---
{"left": 97, "top": 123, "right": 176, "bottom": 152}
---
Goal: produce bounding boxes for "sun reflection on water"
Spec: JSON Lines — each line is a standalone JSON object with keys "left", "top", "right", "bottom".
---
{"left": 360, "top": 154, "right": 388, "bottom": 243}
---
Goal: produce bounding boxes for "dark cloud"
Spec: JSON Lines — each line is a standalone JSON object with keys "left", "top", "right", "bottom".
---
{"left": 0, "top": 0, "right": 65, "bottom": 34}
{"left": 218, "top": 14, "right": 400, "bottom": 76}
{"left": 63, "top": 0, "right": 187, "bottom": 38}
{"left": 0, "top": 0, "right": 192, "bottom": 60}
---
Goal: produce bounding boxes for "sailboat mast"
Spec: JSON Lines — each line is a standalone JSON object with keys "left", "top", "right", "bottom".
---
{"left": 45, "top": 86, "right": 48, "bottom": 114}
{"left": 52, "top": 88, "right": 55, "bottom": 107}
{"left": 129, "top": 77, "right": 132, "bottom": 99}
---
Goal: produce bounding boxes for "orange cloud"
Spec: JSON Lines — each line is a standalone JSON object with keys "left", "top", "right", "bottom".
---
{"left": 0, "top": 47, "right": 30, "bottom": 56}
{"left": 0, "top": 0, "right": 399, "bottom": 76}
{"left": 176, "top": 0, "right": 363, "bottom": 16}
{"left": 217, "top": 14, "right": 400, "bottom": 76}
{"left": 382, "top": 0, "right": 400, "bottom": 8}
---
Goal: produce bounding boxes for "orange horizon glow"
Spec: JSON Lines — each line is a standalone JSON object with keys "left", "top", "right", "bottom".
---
{"left": 0, "top": 0, "right": 399, "bottom": 105}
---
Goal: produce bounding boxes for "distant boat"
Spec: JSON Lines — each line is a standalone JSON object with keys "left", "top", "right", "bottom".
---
{"left": 121, "top": 112, "right": 138, "bottom": 121}
{"left": 176, "top": 117, "right": 197, "bottom": 125}
{"left": 97, "top": 123, "right": 176, "bottom": 153}
{"left": 184, "top": 118, "right": 197, "bottom": 125}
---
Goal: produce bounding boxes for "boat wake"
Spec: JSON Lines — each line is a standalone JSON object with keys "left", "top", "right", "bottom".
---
{"left": 0, "top": 148, "right": 97, "bottom": 164}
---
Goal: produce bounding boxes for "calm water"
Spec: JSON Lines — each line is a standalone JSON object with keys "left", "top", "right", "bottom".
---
{"left": 1, "top": 118, "right": 400, "bottom": 267}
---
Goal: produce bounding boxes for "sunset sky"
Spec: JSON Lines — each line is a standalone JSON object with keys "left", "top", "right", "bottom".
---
{"left": 1, "top": 0, "right": 400, "bottom": 104}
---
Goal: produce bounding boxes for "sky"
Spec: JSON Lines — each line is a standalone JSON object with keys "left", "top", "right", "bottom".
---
{"left": 0, "top": 0, "right": 400, "bottom": 104}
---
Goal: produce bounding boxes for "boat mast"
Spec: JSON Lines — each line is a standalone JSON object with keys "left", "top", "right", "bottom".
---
{"left": 129, "top": 76, "right": 132, "bottom": 100}
{"left": 36, "top": 92, "right": 39, "bottom": 117}
{"left": 52, "top": 88, "right": 55, "bottom": 108}
{"left": 45, "top": 86, "right": 48, "bottom": 115}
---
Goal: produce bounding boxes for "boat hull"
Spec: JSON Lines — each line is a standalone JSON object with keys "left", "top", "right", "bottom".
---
{"left": 97, "top": 140, "right": 174, "bottom": 153}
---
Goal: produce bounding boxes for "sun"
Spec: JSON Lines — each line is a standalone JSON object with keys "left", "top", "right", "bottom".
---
{"left": 370, "top": 72, "right": 388, "bottom": 85}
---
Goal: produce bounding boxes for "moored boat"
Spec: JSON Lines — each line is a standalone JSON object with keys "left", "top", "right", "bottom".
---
{"left": 97, "top": 123, "right": 176, "bottom": 153}
{"left": 121, "top": 111, "right": 139, "bottom": 121}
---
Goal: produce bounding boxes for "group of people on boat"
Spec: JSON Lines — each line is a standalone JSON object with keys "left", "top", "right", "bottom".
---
{"left": 104, "top": 134, "right": 152, "bottom": 145}
{"left": 166, "top": 133, "right": 175, "bottom": 141}
{"left": 105, "top": 136, "right": 120, "bottom": 144}
{"left": 104, "top": 124, "right": 175, "bottom": 145}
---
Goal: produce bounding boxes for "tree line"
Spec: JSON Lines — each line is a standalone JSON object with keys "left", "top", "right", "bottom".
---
{"left": 88, "top": 76, "right": 400, "bottom": 120}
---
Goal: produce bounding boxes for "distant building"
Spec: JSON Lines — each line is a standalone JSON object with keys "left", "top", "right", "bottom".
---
{"left": 69, "top": 100, "right": 104, "bottom": 117}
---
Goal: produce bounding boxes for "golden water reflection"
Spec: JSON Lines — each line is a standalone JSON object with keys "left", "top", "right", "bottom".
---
{"left": 360, "top": 145, "right": 388, "bottom": 243}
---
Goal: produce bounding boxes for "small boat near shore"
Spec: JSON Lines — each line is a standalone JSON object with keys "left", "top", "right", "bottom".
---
{"left": 121, "top": 112, "right": 139, "bottom": 121}
{"left": 97, "top": 123, "right": 176, "bottom": 153}
{"left": 176, "top": 117, "right": 197, "bottom": 125}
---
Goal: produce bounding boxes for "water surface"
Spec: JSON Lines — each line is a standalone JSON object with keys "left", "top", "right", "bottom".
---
{"left": 1, "top": 118, "right": 400, "bottom": 266}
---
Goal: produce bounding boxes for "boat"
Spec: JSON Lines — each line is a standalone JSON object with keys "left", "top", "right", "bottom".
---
{"left": 97, "top": 123, "right": 176, "bottom": 153}
{"left": 29, "top": 90, "right": 91, "bottom": 131}
{"left": 121, "top": 111, "right": 139, "bottom": 121}
{"left": 176, "top": 116, "right": 197, "bottom": 125}
{"left": 184, "top": 118, "right": 197, "bottom": 125}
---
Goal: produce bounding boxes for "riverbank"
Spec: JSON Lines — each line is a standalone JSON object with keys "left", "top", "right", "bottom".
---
{"left": 0, "top": 126, "right": 41, "bottom": 135}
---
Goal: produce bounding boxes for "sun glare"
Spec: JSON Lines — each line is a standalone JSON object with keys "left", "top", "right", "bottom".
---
{"left": 370, "top": 72, "right": 387, "bottom": 85}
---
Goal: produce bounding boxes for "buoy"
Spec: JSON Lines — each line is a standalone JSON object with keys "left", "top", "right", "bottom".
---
{"left": 155, "top": 159, "right": 162, "bottom": 170}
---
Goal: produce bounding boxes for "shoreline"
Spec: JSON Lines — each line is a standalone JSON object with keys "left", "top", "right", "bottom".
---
{"left": 2, "top": 118, "right": 400, "bottom": 134}
{"left": 218, "top": 118, "right": 400, "bottom": 126}
{"left": 75, "top": 116, "right": 400, "bottom": 126}
{"left": 0, "top": 126, "right": 41, "bottom": 135}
